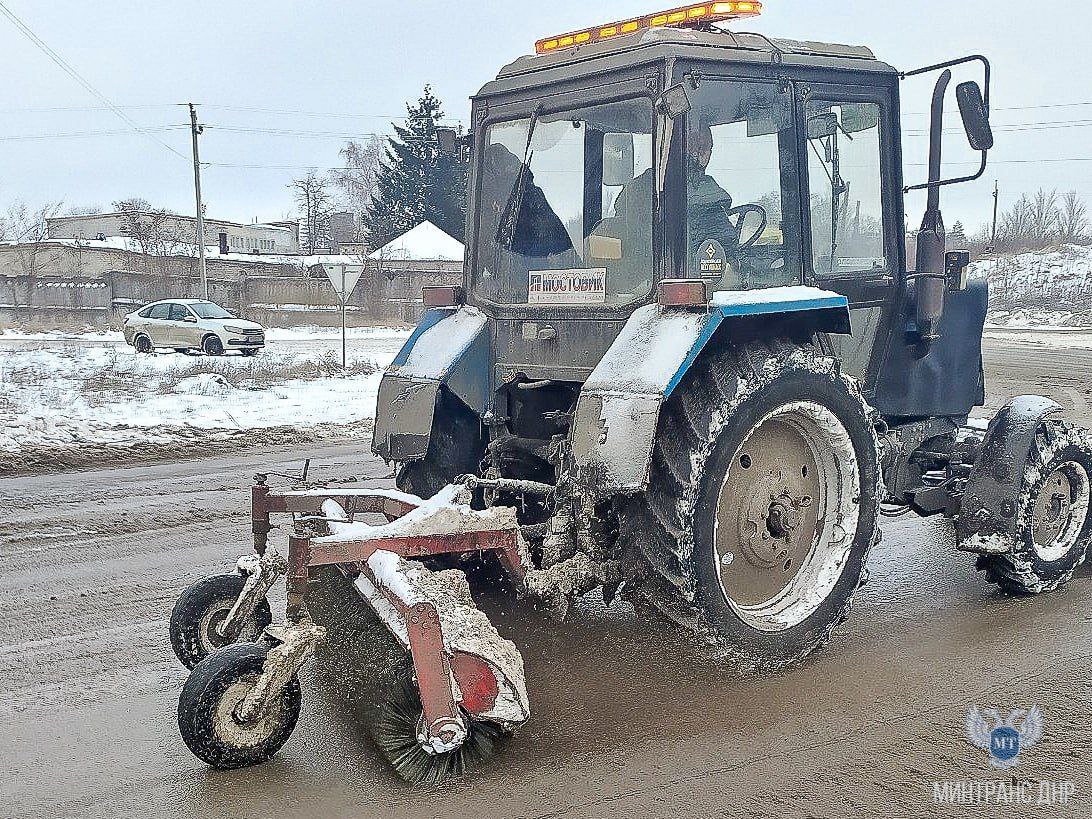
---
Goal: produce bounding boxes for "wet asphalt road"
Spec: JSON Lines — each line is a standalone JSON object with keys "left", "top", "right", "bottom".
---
{"left": 2, "top": 335, "right": 1092, "bottom": 819}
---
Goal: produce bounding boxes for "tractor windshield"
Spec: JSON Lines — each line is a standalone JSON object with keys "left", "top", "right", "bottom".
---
{"left": 685, "top": 79, "right": 802, "bottom": 290}
{"left": 474, "top": 97, "right": 654, "bottom": 306}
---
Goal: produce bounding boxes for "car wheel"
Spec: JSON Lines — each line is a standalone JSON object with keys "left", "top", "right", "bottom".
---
{"left": 241, "top": 349, "right": 259, "bottom": 357}
{"left": 133, "top": 334, "right": 153, "bottom": 354}
{"left": 203, "top": 335, "right": 225, "bottom": 356}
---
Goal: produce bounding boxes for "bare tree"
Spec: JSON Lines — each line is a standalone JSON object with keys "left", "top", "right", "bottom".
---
{"left": 331, "top": 135, "right": 385, "bottom": 246}
{"left": 0, "top": 200, "right": 67, "bottom": 312}
{"left": 290, "top": 170, "right": 334, "bottom": 254}
{"left": 1029, "top": 188, "right": 1060, "bottom": 245}
{"left": 113, "top": 198, "right": 195, "bottom": 277}
{"left": 1058, "top": 190, "right": 1089, "bottom": 245}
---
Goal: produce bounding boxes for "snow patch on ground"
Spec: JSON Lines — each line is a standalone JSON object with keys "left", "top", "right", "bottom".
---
{"left": 0, "top": 331, "right": 409, "bottom": 465}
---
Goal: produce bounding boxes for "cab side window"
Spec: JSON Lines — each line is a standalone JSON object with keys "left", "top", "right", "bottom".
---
{"left": 148, "top": 304, "right": 170, "bottom": 320}
{"left": 805, "top": 100, "right": 886, "bottom": 277}
{"left": 168, "top": 303, "right": 190, "bottom": 322}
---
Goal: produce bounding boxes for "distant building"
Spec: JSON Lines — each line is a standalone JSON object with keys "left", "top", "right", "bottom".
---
{"left": 47, "top": 212, "right": 301, "bottom": 255}
{"left": 369, "top": 221, "right": 464, "bottom": 263}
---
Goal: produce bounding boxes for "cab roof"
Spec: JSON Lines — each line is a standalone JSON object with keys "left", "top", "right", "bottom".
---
{"left": 476, "top": 27, "right": 897, "bottom": 99}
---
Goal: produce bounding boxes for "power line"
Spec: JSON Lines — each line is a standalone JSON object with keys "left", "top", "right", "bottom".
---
{"left": 0, "top": 126, "right": 187, "bottom": 142}
{"left": 0, "top": 1, "right": 188, "bottom": 160}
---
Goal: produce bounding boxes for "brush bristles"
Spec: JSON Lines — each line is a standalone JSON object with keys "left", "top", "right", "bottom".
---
{"left": 371, "top": 672, "right": 507, "bottom": 785}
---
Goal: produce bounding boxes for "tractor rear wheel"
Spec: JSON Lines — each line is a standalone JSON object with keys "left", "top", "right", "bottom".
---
{"left": 616, "top": 341, "right": 880, "bottom": 671}
{"left": 975, "top": 420, "right": 1092, "bottom": 594}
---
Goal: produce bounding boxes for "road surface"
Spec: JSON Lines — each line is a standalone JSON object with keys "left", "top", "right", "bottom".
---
{"left": 2, "top": 335, "right": 1091, "bottom": 818}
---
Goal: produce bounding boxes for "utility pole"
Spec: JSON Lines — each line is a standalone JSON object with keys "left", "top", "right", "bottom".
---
{"left": 990, "top": 180, "right": 999, "bottom": 252}
{"left": 188, "top": 103, "right": 208, "bottom": 300}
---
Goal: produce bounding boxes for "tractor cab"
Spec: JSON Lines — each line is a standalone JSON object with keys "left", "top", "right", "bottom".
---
{"left": 464, "top": 7, "right": 905, "bottom": 387}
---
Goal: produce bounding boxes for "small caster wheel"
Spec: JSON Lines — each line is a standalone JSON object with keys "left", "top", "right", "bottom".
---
{"left": 170, "top": 573, "right": 272, "bottom": 669}
{"left": 178, "top": 643, "right": 301, "bottom": 769}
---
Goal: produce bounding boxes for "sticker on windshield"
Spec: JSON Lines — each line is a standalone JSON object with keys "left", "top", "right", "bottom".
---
{"left": 697, "top": 239, "right": 728, "bottom": 280}
{"left": 529, "top": 269, "right": 607, "bottom": 305}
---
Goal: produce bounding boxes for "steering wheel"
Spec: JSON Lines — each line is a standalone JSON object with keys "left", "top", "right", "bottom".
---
{"left": 722, "top": 204, "right": 768, "bottom": 252}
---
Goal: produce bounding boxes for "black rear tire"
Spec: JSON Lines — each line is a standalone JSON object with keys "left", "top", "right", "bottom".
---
{"left": 616, "top": 341, "right": 880, "bottom": 671}
{"left": 178, "top": 642, "right": 301, "bottom": 769}
{"left": 975, "top": 421, "right": 1092, "bottom": 594}
{"left": 241, "top": 348, "right": 259, "bottom": 357}
{"left": 170, "top": 573, "right": 273, "bottom": 669}
{"left": 134, "top": 334, "right": 153, "bottom": 354}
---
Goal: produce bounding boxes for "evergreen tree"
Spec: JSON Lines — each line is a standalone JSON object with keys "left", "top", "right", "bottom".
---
{"left": 950, "top": 220, "right": 968, "bottom": 246}
{"left": 364, "top": 86, "right": 468, "bottom": 249}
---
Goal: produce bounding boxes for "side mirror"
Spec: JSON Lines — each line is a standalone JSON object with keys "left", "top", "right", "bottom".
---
{"left": 603, "top": 133, "right": 636, "bottom": 186}
{"left": 956, "top": 81, "right": 994, "bottom": 151}
{"left": 655, "top": 83, "right": 691, "bottom": 119}
{"left": 807, "top": 111, "right": 839, "bottom": 140}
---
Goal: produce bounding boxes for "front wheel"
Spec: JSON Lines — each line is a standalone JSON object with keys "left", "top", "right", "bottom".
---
{"left": 169, "top": 573, "right": 273, "bottom": 669}
{"left": 178, "top": 642, "right": 301, "bottom": 769}
{"left": 203, "top": 335, "right": 225, "bottom": 356}
{"left": 617, "top": 341, "right": 880, "bottom": 671}
{"left": 976, "top": 421, "right": 1092, "bottom": 594}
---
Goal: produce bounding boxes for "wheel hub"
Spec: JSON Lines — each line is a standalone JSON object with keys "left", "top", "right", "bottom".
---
{"left": 719, "top": 417, "right": 823, "bottom": 607}
{"left": 1030, "top": 461, "right": 1091, "bottom": 561}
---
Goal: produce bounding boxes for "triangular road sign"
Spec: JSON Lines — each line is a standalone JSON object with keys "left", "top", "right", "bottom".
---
{"left": 323, "top": 264, "right": 365, "bottom": 300}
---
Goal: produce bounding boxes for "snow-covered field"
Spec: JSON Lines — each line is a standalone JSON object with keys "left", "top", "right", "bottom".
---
{"left": 0, "top": 328, "right": 410, "bottom": 472}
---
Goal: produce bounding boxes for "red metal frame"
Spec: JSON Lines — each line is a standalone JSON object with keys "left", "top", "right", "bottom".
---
{"left": 255, "top": 478, "right": 524, "bottom": 741}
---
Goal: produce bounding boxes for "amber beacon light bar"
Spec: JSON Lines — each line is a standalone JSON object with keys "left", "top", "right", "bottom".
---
{"left": 536, "top": 2, "right": 763, "bottom": 54}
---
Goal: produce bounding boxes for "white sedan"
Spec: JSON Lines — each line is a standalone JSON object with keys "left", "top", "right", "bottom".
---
{"left": 123, "top": 299, "right": 265, "bottom": 356}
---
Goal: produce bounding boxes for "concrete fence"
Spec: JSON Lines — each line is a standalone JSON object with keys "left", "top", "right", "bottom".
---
{"left": 0, "top": 261, "right": 462, "bottom": 330}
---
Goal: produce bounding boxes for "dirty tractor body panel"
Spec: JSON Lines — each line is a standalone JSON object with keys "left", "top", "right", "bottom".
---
{"left": 173, "top": 14, "right": 1092, "bottom": 786}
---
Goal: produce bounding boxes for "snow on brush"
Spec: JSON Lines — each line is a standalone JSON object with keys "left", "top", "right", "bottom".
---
{"left": 0, "top": 329, "right": 409, "bottom": 462}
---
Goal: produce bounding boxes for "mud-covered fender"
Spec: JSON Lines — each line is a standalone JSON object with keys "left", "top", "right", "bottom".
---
{"left": 372, "top": 307, "right": 489, "bottom": 462}
{"left": 569, "top": 286, "right": 850, "bottom": 498}
{"left": 957, "top": 395, "right": 1062, "bottom": 541}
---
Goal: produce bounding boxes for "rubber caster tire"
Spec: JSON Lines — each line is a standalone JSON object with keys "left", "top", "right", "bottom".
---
{"left": 170, "top": 573, "right": 272, "bottom": 669}
{"left": 203, "top": 335, "right": 225, "bottom": 356}
{"left": 178, "top": 642, "right": 301, "bottom": 770}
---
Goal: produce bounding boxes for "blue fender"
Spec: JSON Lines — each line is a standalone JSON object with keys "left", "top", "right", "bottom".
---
{"left": 569, "top": 286, "right": 850, "bottom": 497}
{"left": 371, "top": 306, "right": 490, "bottom": 462}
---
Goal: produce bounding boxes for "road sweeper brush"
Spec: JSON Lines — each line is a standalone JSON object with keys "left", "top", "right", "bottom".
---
{"left": 170, "top": 477, "right": 533, "bottom": 783}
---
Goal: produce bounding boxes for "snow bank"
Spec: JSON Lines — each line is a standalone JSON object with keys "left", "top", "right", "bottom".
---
{"left": 0, "top": 332, "right": 409, "bottom": 464}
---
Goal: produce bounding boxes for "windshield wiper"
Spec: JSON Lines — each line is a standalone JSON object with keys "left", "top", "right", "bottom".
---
{"left": 493, "top": 107, "right": 541, "bottom": 259}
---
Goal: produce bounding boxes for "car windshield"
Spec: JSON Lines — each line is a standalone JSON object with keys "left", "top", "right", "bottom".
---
{"left": 190, "top": 302, "right": 234, "bottom": 319}
{"left": 474, "top": 97, "right": 654, "bottom": 307}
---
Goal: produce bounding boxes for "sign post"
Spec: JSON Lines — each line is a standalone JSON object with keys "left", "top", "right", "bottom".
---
{"left": 321, "top": 263, "right": 365, "bottom": 371}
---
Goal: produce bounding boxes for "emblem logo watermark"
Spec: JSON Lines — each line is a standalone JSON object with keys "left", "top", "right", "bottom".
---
{"left": 930, "top": 705, "right": 1077, "bottom": 806}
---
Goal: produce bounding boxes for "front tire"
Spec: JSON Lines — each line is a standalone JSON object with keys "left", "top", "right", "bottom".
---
{"left": 976, "top": 421, "right": 1092, "bottom": 594}
{"left": 203, "top": 335, "right": 225, "bottom": 356}
{"left": 178, "top": 642, "right": 301, "bottom": 769}
{"left": 617, "top": 341, "right": 880, "bottom": 670}
{"left": 170, "top": 573, "right": 273, "bottom": 669}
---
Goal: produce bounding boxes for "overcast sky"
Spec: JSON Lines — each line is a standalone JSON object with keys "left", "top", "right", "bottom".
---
{"left": 0, "top": 0, "right": 1088, "bottom": 234}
